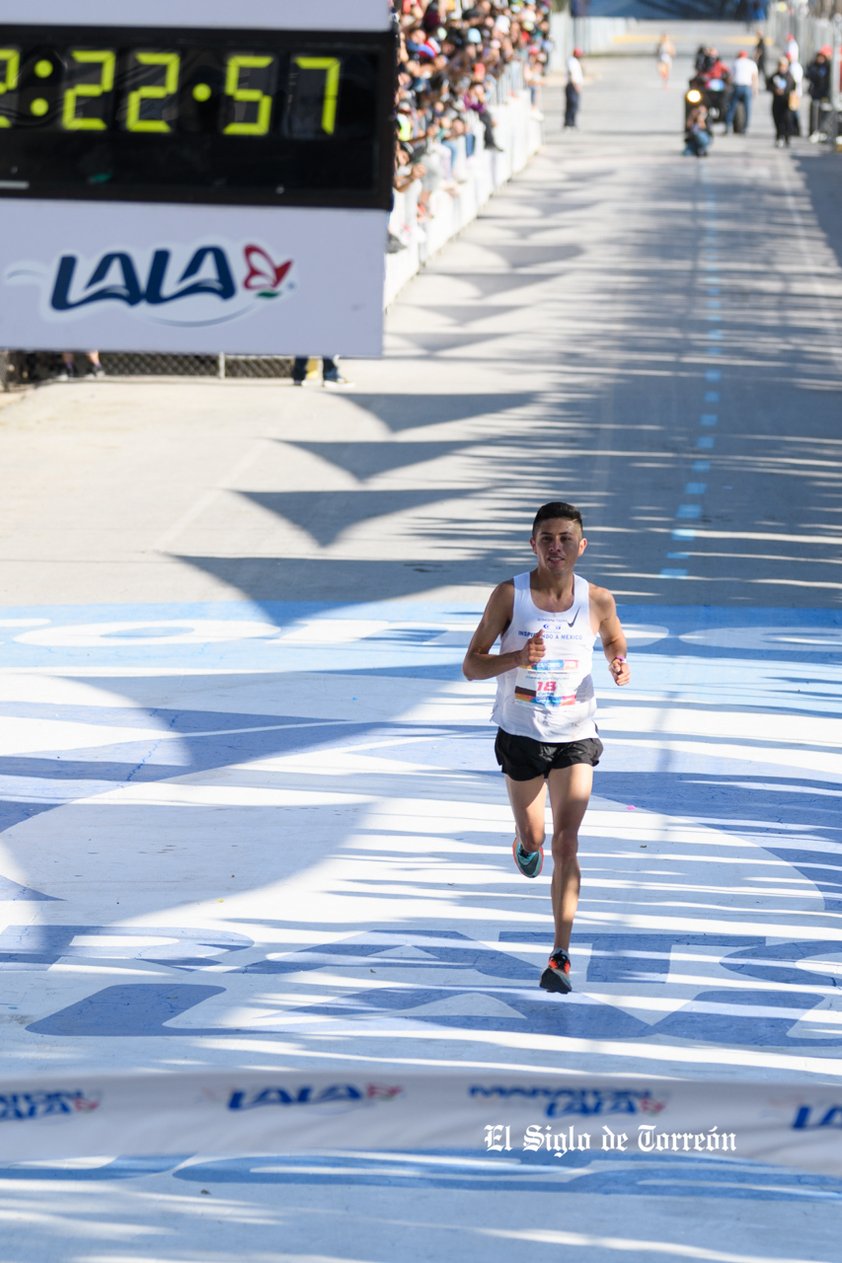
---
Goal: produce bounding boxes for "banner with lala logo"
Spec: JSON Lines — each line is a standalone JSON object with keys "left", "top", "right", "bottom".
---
{"left": 0, "top": 202, "right": 388, "bottom": 354}
{"left": 0, "top": 1070, "right": 840, "bottom": 1178}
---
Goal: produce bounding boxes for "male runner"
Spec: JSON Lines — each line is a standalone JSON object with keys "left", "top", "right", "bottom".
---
{"left": 462, "top": 502, "right": 630, "bottom": 994}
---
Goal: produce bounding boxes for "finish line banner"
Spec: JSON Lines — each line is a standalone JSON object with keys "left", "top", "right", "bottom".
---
{"left": 0, "top": 1072, "right": 840, "bottom": 1176}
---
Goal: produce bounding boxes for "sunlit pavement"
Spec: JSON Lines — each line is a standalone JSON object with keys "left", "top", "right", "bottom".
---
{"left": 1, "top": 21, "right": 841, "bottom": 1263}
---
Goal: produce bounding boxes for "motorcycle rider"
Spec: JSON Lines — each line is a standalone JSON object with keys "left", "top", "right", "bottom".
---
{"left": 702, "top": 49, "right": 732, "bottom": 130}
{"left": 694, "top": 45, "right": 714, "bottom": 74}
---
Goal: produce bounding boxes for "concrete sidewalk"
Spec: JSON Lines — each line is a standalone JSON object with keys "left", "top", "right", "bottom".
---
{"left": 0, "top": 26, "right": 839, "bottom": 610}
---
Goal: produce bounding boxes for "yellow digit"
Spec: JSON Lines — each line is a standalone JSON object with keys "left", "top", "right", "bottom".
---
{"left": 125, "top": 52, "right": 181, "bottom": 133}
{"left": 223, "top": 55, "right": 274, "bottom": 136}
{"left": 0, "top": 48, "right": 20, "bottom": 128}
{"left": 62, "top": 50, "right": 116, "bottom": 131}
{"left": 294, "top": 57, "right": 341, "bottom": 135}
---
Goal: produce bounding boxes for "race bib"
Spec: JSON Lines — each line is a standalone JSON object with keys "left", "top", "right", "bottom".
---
{"left": 514, "top": 659, "right": 580, "bottom": 708}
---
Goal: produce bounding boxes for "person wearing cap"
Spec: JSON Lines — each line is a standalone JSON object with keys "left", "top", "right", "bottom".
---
{"left": 565, "top": 47, "right": 584, "bottom": 129}
{"left": 725, "top": 50, "right": 758, "bottom": 133}
{"left": 406, "top": 26, "right": 441, "bottom": 63}
{"left": 805, "top": 47, "right": 831, "bottom": 142}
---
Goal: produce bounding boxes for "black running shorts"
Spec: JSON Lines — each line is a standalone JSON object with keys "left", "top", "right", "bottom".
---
{"left": 494, "top": 729, "right": 603, "bottom": 781}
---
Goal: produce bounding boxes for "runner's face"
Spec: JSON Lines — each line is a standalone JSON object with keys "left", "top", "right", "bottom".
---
{"left": 530, "top": 518, "right": 586, "bottom": 571}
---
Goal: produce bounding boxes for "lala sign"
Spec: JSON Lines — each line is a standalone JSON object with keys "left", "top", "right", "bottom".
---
{"left": 6, "top": 240, "right": 295, "bottom": 328}
{"left": 0, "top": 1090, "right": 101, "bottom": 1121}
{"left": 792, "top": 1104, "right": 842, "bottom": 1130}
{"left": 227, "top": 1083, "right": 403, "bottom": 1111}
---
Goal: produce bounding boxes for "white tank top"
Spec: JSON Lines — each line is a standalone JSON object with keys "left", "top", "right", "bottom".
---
{"left": 491, "top": 571, "right": 597, "bottom": 741}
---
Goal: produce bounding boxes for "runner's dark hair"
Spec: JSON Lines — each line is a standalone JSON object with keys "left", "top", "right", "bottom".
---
{"left": 532, "top": 502, "right": 584, "bottom": 536}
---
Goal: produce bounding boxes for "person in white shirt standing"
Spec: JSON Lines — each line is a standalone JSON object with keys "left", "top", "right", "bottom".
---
{"left": 565, "top": 47, "right": 585, "bottom": 129}
{"left": 462, "top": 502, "right": 630, "bottom": 995}
{"left": 725, "top": 50, "right": 759, "bottom": 133}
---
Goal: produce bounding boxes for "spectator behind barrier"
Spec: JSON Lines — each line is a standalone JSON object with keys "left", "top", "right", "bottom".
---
{"left": 391, "top": 2, "right": 552, "bottom": 240}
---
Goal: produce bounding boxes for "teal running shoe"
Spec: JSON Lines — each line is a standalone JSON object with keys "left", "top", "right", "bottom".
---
{"left": 512, "top": 836, "right": 543, "bottom": 878}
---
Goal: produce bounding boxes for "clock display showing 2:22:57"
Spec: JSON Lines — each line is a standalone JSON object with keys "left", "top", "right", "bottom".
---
{"left": 0, "top": 42, "right": 351, "bottom": 139}
{"left": 0, "top": 25, "right": 392, "bottom": 207}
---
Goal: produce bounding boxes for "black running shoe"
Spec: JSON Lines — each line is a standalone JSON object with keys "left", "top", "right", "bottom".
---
{"left": 540, "top": 948, "right": 572, "bottom": 994}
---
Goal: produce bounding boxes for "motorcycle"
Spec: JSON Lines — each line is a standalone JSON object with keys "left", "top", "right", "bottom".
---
{"left": 684, "top": 70, "right": 745, "bottom": 134}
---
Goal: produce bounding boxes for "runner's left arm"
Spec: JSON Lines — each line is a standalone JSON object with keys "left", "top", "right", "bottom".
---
{"left": 593, "top": 587, "right": 630, "bottom": 686}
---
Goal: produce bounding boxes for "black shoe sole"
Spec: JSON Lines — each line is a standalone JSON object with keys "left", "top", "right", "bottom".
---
{"left": 540, "top": 966, "right": 572, "bottom": 994}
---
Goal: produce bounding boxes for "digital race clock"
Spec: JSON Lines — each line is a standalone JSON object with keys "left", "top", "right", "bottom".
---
{"left": 0, "top": 26, "right": 395, "bottom": 207}
{"left": 0, "top": 1, "right": 396, "bottom": 356}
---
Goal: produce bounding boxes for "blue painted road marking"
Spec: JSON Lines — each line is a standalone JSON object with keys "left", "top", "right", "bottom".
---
{"left": 0, "top": 599, "right": 838, "bottom": 1080}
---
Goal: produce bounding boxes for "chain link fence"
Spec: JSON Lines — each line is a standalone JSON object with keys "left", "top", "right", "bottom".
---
{"left": 102, "top": 353, "right": 294, "bottom": 379}
{"left": 2, "top": 349, "right": 294, "bottom": 390}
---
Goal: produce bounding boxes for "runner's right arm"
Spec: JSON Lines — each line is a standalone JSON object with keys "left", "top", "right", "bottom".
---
{"left": 462, "top": 582, "right": 545, "bottom": 681}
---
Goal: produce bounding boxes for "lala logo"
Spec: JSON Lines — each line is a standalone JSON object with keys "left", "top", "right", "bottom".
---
{"left": 6, "top": 240, "right": 295, "bottom": 328}
{"left": 242, "top": 245, "right": 293, "bottom": 299}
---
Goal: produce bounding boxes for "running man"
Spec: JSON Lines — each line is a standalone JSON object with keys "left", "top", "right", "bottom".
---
{"left": 462, "top": 502, "right": 630, "bottom": 995}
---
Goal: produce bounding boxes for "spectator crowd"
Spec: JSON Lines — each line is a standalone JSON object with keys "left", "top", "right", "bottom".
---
{"left": 390, "top": 1, "right": 553, "bottom": 237}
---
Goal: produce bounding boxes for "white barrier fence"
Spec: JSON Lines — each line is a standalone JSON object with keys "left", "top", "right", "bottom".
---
{"left": 550, "top": 12, "right": 635, "bottom": 62}
{"left": 1, "top": 1070, "right": 840, "bottom": 1176}
{"left": 385, "top": 91, "right": 542, "bottom": 307}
